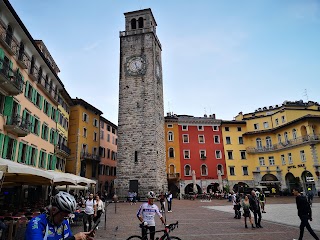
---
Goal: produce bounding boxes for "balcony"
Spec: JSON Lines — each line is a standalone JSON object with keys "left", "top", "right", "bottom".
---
{"left": 4, "top": 115, "right": 31, "bottom": 137}
{"left": 16, "top": 51, "right": 30, "bottom": 70}
{"left": 167, "top": 173, "right": 180, "bottom": 180}
{"left": 247, "top": 134, "right": 320, "bottom": 154}
{"left": 80, "top": 152, "right": 100, "bottom": 162}
{"left": 0, "top": 30, "right": 19, "bottom": 57}
{"left": 0, "top": 62, "right": 24, "bottom": 96}
{"left": 55, "top": 143, "right": 71, "bottom": 157}
{"left": 28, "top": 66, "right": 39, "bottom": 82}
{"left": 200, "top": 155, "right": 207, "bottom": 160}
{"left": 37, "top": 75, "right": 59, "bottom": 104}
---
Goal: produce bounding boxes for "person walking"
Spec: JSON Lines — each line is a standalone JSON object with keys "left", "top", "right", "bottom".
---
{"left": 307, "top": 188, "right": 314, "bottom": 207}
{"left": 292, "top": 188, "right": 319, "bottom": 240}
{"left": 249, "top": 190, "right": 262, "bottom": 228}
{"left": 241, "top": 195, "right": 255, "bottom": 229}
{"left": 158, "top": 192, "right": 166, "bottom": 212}
{"left": 232, "top": 192, "right": 241, "bottom": 219}
{"left": 137, "top": 191, "right": 166, "bottom": 240}
{"left": 93, "top": 195, "right": 105, "bottom": 230}
{"left": 166, "top": 191, "right": 173, "bottom": 212}
{"left": 259, "top": 192, "right": 266, "bottom": 213}
{"left": 83, "top": 193, "right": 97, "bottom": 232}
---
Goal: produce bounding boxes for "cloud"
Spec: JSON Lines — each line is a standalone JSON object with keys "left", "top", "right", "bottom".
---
{"left": 83, "top": 41, "right": 101, "bottom": 51}
{"left": 289, "top": 0, "right": 320, "bottom": 22}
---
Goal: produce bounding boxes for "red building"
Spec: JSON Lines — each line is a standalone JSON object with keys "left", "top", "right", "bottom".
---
{"left": 178, "top": 114, "right": 227, "bottom": 194}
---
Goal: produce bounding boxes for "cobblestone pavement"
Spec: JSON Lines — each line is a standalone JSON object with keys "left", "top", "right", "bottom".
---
{"left": 71, "top": 196, "right": 320, "bottom": 240}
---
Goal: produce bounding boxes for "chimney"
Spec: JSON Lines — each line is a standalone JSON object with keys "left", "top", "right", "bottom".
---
{"left": 211, "top": 114, "right": 216, "bottom": 119}
{"left": 204, "top": 114, "right": 207, "bottom": 118}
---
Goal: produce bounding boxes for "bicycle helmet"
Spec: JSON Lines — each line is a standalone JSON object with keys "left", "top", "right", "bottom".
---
{"left": 52, "top": 191, "right": 76, "bottom": 213}
{"left": 147, "top": 191, "right": 156, "bottom": 199}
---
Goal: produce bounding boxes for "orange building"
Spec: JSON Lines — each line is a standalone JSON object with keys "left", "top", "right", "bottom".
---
{"left": 98, "top": 116, "right": 117, "bottom": 197}
{"left": 66, "top": 98, "right": 102, "bottom": 182}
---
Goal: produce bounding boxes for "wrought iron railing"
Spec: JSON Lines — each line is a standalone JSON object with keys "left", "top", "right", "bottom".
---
{"left": 37, "top": 74, "right": 59, "bottom": 102}
{"left": 56, "top": 143, "right": 71, "bottom": 155}
{"left": 80, "top": 152, "right": 101, "bottom": 161}
{"left": 0, "top": 60, "right": 24, "bottom": 92}
{"left": 247, "top": 134, "right": 320, "bottom": 153}
{"left": 6, "top": 114, "right": 32, "bottom": 132}
{"left": 0, "top": 30, "right": 19, "bottom": 55}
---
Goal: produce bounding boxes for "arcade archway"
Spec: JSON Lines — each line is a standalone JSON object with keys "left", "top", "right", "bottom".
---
{"left": 260, "top": 174, "right": 280, "bottom": 192}
{"left": 285, "top": 172, "right": 300, "bottom": 192}
{"left": 185, "top": 183, "right": 201, "bottom": 194}
{"left": 207, "top": 183, "right": 220, "bottom": 193}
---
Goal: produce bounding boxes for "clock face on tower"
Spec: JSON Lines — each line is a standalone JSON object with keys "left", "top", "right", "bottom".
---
{"left": 126, "top": 56, "right": 147, "bottom": 76}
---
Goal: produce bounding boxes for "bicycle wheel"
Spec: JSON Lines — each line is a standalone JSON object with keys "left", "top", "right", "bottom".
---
{"left": 126, "top": 235, "right": 143, "bottom": 240}
{"left": 162, "top": 236, "right": 181, "bottom": 240}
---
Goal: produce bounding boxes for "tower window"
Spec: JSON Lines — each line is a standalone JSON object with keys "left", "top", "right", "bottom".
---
{"left": 134, "top": 151, "right": 138, "bottom": 163}
{"left": 131, "top": 18, "right": 137, "bottom": 29}
{"left": 138, "top": 17, "right": 144, "bottom": 28}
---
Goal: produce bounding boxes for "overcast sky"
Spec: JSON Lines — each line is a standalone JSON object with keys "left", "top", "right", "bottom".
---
{"left": 9, "top": 0, "right": 320, "bottom": 124}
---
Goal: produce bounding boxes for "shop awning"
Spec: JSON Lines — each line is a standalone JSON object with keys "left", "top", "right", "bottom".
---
{"left": 0, "top": 158, "right": 54, "bottom": 185}
{"left": 48, "top": 171, "right": 96, "bottom": 186}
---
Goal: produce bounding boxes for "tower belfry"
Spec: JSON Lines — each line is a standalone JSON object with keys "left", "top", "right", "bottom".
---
{"left": 117, "top": 9, "right": 167, "bottom": 198}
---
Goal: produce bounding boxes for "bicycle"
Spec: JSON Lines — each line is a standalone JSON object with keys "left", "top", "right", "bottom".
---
{"left": 126, "top": 221, "right": 181, "bottom": 240}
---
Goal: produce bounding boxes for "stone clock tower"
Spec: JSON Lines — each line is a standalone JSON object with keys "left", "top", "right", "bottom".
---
{"left": 117, "top": 9, "right": 167, "bottom": 198}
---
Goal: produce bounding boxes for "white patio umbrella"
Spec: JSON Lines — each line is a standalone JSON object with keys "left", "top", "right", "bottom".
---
{"left": 192, "top": 170, "right": 197, "bottom": 193}
{"left": 218, "top": 170, "right": 223, "bottom": 191}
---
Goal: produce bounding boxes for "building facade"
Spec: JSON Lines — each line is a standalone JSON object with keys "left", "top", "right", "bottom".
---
{"left": 117, "top": 9, "right": 167, "bottom": 198}
{"left": 99, "top": 116, "right": 117, "bottom": 197}
{"left": 235, "top": 100, "right": 320, "bottom": 193}
{"left": 164, "top": 114, "right": 181, "bottom": 196}
{"left": 67, "top": 98, "right": 102, "bottom": 181}
{"left": 173, "top": 114, "right": 227, "bottom": 195}
{"left": 0, "top": 0, "right": 66, "bottom": 172}
{"left": 221, "top": 120, "right": 250, "bottom": 190}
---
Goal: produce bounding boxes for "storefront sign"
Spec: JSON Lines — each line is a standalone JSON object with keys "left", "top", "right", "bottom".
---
{"left": 306, "top": 177, "right": 314, "bottom": 182}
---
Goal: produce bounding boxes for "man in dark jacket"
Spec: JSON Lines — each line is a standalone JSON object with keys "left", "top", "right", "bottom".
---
{"left": 292, "top": 188, "right": 319, "bottom": 240}
{"left": 249, "top": 190, "right": 262, "bottom": 228}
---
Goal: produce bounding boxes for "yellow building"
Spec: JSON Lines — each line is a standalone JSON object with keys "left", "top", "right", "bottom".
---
{"left": 67, "top": 98, "right": 102, "bottom": 180}
{"left": 221, "top": 120, "right": 250, "bottom": 189}
{"left": 235, "top": 100, "right": 320, "bottom": 193}
{"left": 164, "top": 114, "right": 181, "bottom": 194}
{"left": 54, "top": 88, "right": 73, "bottom": 171}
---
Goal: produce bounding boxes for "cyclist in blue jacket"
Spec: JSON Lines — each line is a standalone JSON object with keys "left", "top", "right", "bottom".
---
{"left": 25, "top": 191, "right": 94, "bottom": 240}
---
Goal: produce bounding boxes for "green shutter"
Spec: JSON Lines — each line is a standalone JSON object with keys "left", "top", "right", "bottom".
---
{"left": 0, "top": 48, "right": 4, "bottom": 69}
{"left": 17, "top": 142, "right": 23, "bottom": 163}
{"left": 4, "top": 96, "right": 13, "bottom": 117}
{"left": 29, "top": 115, "right": 34, "bottom": 133}
{"left": 48, "top": 103, "right": 52, "bottom": 116}
{"left": 41, "top": 123, "right": 44, "bottom": 139}
{"left": 38, "top": 151, "right": 42, "bottom": 168}
{"left": 9, "top": 60, "right": 13, "bottom": 77}
{"left": 54, "top": 131, "right": 58, "bottom": 145}
{"left": 24, "top": 81, "right": 29, "bottom": 98}
{"left": 33, "top": 149, "right": 38, "bottom": 167}
{"left": 0, "top": 133, "right": 4, "bottom": 156}
{"left": 17, "top": 104, "right": 21, "bottom": 118}
{"left": 52, "top": 155, "right": 57, "bottom": 170}
{"left": 47, "top": 154, "right": 51, "bottom": 170}
{"left": 26, "top": 146, "right": 32, "bottom": 165}
{"left": 32, "top": 89, "right": 37, "bottom": 104}
{"left": 43, "top": 152, "right": 47, "bottom": 169}
{"left": 2, "top": 136, "right": 9, "bottom": 159}
{"left": 55, "top": 110, "right": 59, "bottom": 123}
{"left": 37, "top": 119, "right": 41, "bottom": 136}
{"left": 22, "top": 109, "right": 26, "bottom": 122}
{"left": 11, "top": 139, "right": 17, "bottom": 161}
{"left": 39, "top": 95, "right": 43, "bottom": 110}
{"left": 25, "top": 145, "right": 30, "bottom": 164}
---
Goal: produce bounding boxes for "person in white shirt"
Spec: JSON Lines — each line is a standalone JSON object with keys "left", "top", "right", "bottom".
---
{"left": 93, "top": 195, "right": 105, "bottom": 229}
{"left": 166, "top": 191, "right": 173, "bottom": 212}
{"left": 137, "top": 191, "right": 166, "bottom": 240}
{"left": 83, "top": 193, "right": 97, "bottom": 232}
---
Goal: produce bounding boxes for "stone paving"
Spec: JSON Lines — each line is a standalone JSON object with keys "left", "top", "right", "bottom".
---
{"left": 71, "top": 197, "right": 320, "bottom": 240}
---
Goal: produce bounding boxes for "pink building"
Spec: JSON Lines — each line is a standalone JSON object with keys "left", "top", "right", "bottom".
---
{"left": 98, "top": 116, "right": 117, "bottom": 198}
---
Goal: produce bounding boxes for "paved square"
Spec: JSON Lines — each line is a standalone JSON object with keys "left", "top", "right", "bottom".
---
{"left": 71, "top": 197, "right": 320, "bottom": 240}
